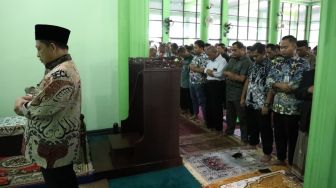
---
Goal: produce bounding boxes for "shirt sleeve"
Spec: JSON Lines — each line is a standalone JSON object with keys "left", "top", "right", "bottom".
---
{"left": 22, "top": 69, "right": 76, "bottom": 119}
{"left": 239, "top": 59, "right": 251, "bottom": 76}
{"left": 266, "top": 66, "right": 277, "bottom": 90}
{"left": 290, "top": 59, "right": 310, "bottom": 90}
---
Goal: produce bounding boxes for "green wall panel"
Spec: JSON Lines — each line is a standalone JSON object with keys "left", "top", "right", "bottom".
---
{"left": 268, "top": 0, "right": 280, "bottom": 44}
{"left": 0, "top": 0, "right": 120, "bottom": 131}
{"left": 304, "top": 0, "right": 336, "bottom": 187}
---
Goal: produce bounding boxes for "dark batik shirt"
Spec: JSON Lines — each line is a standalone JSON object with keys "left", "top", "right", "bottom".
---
{"left": 246, "top": 58, "right": 272, "bottom": 110}
{"left": 266, "top": 56, "right": 309, "bottom": 115}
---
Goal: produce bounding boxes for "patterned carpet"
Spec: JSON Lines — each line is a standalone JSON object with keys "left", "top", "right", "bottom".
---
{"left": 0, "top": 155, "right": 93, "bottom": 187}
{"left": 179, "top": 115, "right": 207, "bottom": 137}
{"left": 180, "top": 133, "right": 243, "bottom": 155}
{"left": 183, "top": 148, "right": 270, "bottom": 183}
{"left": 205, "top": 166, "right": 302, "bottom": 188}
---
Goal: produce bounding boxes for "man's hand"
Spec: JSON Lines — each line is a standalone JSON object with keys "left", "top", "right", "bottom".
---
{"left": 224, "top": 71, "right": 233, "bottom": 79}
{"left": 14, "top": 95, "right": 33, "bottom": 116}
{"left": 189, "top": 64, "right": 197, "bottom": 70}
{"left": 240, "top": 98, "right": 245, "bottom": 107}
{"left": 261, "top": 106, "right": 269, "bottom": 115}
{"left": 274, "top": 83, "right": 292, "bottom": 92}
{"left": 308, "top": 85, "right": 314, "bottom": 94}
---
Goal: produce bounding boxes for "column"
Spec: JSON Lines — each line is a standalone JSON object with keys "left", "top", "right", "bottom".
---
{"left": 221, "top": 0, "right": 229, "bottom": 45}
{"left": 304, "top": 0, "right": 336, "bottom": 187}
{"left": 268, "top": 0, "right": 280, "bottom": 44}
{"left": 162, "top": 0, "right": 170, "bottom": 42}
{"left": 200, "top": 0, "right": 210, "bottom": 41}
{"left": 304, "top": 4, "right": 312, "bottom": 41}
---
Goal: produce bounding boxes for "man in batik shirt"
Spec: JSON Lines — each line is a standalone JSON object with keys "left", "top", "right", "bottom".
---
{"left": 266, "top": 35, "right": 309, "bottom": 165}
{"left": 14, "top": 24, "right": 81, "bottom": 188}
{"left": 189, "top": 40, "right": 208, "bottom": 123}
{"left": 241, "top": 42, "right": 273, "bottom": 162}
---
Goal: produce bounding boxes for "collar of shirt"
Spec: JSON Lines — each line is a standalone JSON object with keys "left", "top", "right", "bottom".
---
{"left": 255, "top": 58, "right": 269, "bottom": 66}
{"left": 184, "top": 55, "right": 193, "bottom": 61}
{"left": 45, "top": 54, "right": 72, "bottom": 70}
{"left": 209, "top": 54, "right": 222, "bottom": 62}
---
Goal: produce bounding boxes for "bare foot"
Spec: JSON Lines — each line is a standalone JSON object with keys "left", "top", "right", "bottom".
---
{"left": 260, "top": 154, "right": 272, "bottom": 162}
{"left": 242, "top": 144, "right": 257, "bottom": 150}
{"left": 271, "top": 160, "right": 286, "bottom": 166}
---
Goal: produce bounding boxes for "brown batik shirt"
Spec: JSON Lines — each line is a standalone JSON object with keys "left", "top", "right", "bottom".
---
{"left": 21, "top": 54, "right": 82, "bottom": 169}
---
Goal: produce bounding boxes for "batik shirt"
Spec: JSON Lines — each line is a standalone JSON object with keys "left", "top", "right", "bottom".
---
{"left": 21, "top": 54, "right": 82, "bottom": 169}
{"left": 245, "top": 58, "right": 272, "bottom": 110}
{"left": 266, "top": 56, "right": 309, "bottom": 115}
{"left": 189, "top": 52, "right": 208, "bottom": 85}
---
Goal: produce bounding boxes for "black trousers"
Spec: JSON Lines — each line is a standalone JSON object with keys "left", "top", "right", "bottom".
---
{"left": 205, "top": 80, "right": 225, "bottom": 131}
{"left": 226, "top": 100, "right": 248, "bottom": 142}
{"left": 273, "top": 112, "right": 300, "bottom": 165}
{"left": 180, "top": 87, "right": 194, "bottom": 114}
{"left": 246, "top": 107, "right": 273, "bottom": 155}
{"left": 41, "top": 164, "right": 79, "bottom": 188}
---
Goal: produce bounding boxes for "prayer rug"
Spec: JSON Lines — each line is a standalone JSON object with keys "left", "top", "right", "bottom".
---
{"left": 180, "top": 133, "right": 243, "bottom": 155}
{"left": 0, "top": 155, "right": 93, "bottom": 187}
{"left": 0, "top": 116, "right": 26, "bottom": 137}
{"left": 183, "top": 148, "right": 270, "bottom": 184}
{"left": 205, "top": 166, "right": 302, "bottom": 188}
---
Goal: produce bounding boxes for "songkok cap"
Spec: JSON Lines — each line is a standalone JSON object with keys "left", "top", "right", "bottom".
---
{"left": 35, "top": 24, "right": 70, "bottom": 45}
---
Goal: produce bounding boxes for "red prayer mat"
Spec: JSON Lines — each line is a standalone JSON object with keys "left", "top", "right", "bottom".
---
{"left": 0, "top": 155, "right": 92, "bottom": 187}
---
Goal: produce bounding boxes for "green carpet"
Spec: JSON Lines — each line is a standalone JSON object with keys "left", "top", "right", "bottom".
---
{"left": 108, "top": 166, "right": 201, "bottom": 188}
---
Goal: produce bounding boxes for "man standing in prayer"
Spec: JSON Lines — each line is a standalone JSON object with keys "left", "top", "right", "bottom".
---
{"left": 189, "top": 40, "right": 208, "bottom": 124}
{"left": 204, "top": 46, "right": 227, "bottom": 132}
{"left": 292, "top": 68, "right": 315, "bottom": 179}
{"left": 240, "top": 43, "right": 274, "bottom": 162}
{"left": 266, "top": 35, "right": 309, "bottom": 165}
{"left": 223, "top": 41, "right": 252, "bottom": 143}
{"left": 14, "top": 24, "right": 81, "bottom": 188}
{"left": 296, "top": 40, "right": 316, "bottom": 69}
{"left": 178, "top": 46, "right": 194, "bottom": 116}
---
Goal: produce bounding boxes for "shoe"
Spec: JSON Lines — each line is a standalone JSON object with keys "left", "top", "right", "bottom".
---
{"left": 260, "top": 154, "right": 272, "bottom": 162}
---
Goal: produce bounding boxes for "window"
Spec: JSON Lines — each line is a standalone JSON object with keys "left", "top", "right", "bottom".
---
{"left": 208, "top": 0, "right": 222, "bottom": 45}
{"left": 228, "top": 0, "right": 269, "bottom": 46}
{"left": 309, "top": 5, "right": 320, "bottom": 48}
{"left": 170, "top": 0, "right": 201, "bottom": 46}
{"left": 149, "top": 0, "right": 163, "bottom": 43}
{"left": 278, "top": 2, "right": 307, "bottom": 42}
